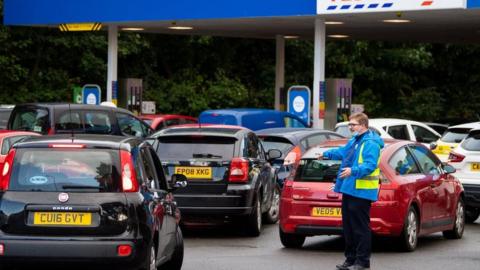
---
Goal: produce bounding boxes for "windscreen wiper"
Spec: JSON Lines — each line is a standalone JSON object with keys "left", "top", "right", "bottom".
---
{"left": 192, "top": 153, "right": 222, "bottom": 159}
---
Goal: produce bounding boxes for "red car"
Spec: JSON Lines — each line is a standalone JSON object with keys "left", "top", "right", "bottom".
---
{"left": 0, "top": 130, "right": 39, "bottom": 169}
{"left": 139, "top": 114, "right": 197, "bottom": 131}
{"left": 279, "top": 139, "right": 465, "bottom": 251}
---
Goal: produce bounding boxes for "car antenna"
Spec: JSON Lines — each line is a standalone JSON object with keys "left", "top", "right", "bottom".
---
{"left": 68, "top": 103, "right": 74, "bottom": 142}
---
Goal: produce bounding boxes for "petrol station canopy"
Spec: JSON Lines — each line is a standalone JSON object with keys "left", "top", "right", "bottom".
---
{"left": 4, "top": 0, "right": 480, "bottom": 129}
{"left": 4, "top": 0, "right": 480, "bottom": 43}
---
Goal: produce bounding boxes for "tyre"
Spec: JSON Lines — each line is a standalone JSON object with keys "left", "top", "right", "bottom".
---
{"left": 162, "top": 227, "right": 184, "bottom": 270}
{"left": 398, "top": 207, "right": 419, "bottom": 252}
{"left": 263, "top": 184, "right": 280, "bottom": 224}
{"left": 443, "top": 198, "right": 465, "bottom": 239}
{"left": 246, "top": 195, "right": 262, "bottom": 237}
{"left": 140, "top": 242, "right": 157, "bottom": 270}
{"left": 279, "top": 226, "right": 305, "bottom": 248}
{"left": 465, "top": 206, "right": 480, "bottom": 223}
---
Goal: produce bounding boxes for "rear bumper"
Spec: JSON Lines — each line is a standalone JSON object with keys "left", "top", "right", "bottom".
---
{"left": 462, "top": 184, "right": 480, "bottom": 208}
{"left": 0, "top": 238, "right": 146, "bottom": 266}
{"left": 175, "top": 184, "right": 255, "bottom": 216}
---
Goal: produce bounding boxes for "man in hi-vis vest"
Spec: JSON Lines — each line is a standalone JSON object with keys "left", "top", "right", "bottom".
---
{"left": 318, "top": 113, "right": 384, "bottom": 270}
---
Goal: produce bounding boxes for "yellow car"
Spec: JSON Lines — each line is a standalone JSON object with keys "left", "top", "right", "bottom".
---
{"left": 432, "top": 122, "right": 480, "bottom": 162}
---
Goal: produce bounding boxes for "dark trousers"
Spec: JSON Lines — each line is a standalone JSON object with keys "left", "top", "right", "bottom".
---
{"left": 342, "top": 194, "right": 372, "bottom": 268}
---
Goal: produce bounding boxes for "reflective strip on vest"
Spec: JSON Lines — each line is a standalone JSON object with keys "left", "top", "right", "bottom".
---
{"left": 356, "top": 143, "right": 380, "bottom": 190}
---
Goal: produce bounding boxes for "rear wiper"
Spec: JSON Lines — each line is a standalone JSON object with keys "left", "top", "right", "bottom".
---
{"left": 192, "top": 153, "right": 222, "bottom": 159}
{"left": 61, "top": 185, "right": 104, "bottom": 190}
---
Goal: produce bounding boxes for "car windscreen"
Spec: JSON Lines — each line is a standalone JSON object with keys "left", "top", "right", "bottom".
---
{"left": 156, "top": 135, "right": 236, "bottom": 160}
{"left": 9, "top": 107, "right": 50, "bottom": 134}
{"left": 258, "top": 136, "right": 293, "bottom": 157}
{"left": 9, "top": 148, "right": 121, "bottom": 192}
{"left": 142, "top": 119, "right": 153, "bottom": 126}
{"left": 0, "top": 110, "right": 12, "bottom": 129}
{"left": 441, "top": 128, "right": 471, "bottom": 143}
{"left": 461, "top": 130, "right": 480, "bottom": 151}
{"left": 294, "top": 158, "right": 341, "bottom": 182}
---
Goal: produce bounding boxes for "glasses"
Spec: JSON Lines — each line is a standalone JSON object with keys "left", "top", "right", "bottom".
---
{"left": 348, "top": 123, "right": 361, "bottom": 127}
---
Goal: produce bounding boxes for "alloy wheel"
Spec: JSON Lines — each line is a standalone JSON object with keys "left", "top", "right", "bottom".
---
{"left": 455, "top": 200, "right": 465, "bottom": 235}
{"left": 149, "top": 245, "right": 156, "bottom": 270}
{"left": 256, "top": 198, "right": 262, "bottom": 231}
{"left": 407, "top": 210, "right": 418, "bottom": 248}
{"left": 268, "top": 187, "right": 280, "bottom": 220}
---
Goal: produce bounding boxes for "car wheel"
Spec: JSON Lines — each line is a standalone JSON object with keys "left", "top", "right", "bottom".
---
{"left": 399, "top": 207, "right": 418, "bottom": 252}
{"left": 246, "top": 195, "right": 262, "bottom": 237}
{"left": 279, "top": 226, "right": 305, "bottom": 248}
{"left": 443, "top": 198, "right": 465, "bottom": 239}
{"left": 263, "top": 184, "right": 280, "bottom": 224}
{"left": 161, "top": 227, "right": 184, "bottom": 270}
{"left": 139, "top": 242, "right": 156, "bottom": 270}
{"left": 465, "top": 206, "right": 480, "bottom": 223}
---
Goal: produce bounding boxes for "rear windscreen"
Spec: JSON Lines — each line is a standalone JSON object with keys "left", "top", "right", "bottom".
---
{"left": 258, "top": 136, "right": 293, "bottom": 157}
{"left": 9, "top": 107, "right": 50, "bottom": 134}
{"left": 461, "top": 131, "right": 480, "bottom": 151}
{"left": 441, "top": 128, "right": 471, "bottom": 143}
{"left": 294, "top": 159, "right": 341, "bottom": 182}
{"left": 9, "top": 149, "right": 120, "bottom": 192}
{"left": 157, "top": 135, "right": 236, "bottom": 160}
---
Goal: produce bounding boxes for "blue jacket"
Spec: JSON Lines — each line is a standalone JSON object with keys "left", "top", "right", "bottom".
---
{"left": 323, "top": 130, "right": 384, "bottom": 201}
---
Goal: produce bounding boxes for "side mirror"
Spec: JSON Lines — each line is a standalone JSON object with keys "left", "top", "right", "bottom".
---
{"left": 443, "top": 163, "right": 456, "bottom": 174}
{"left": 267, "top": 149, "right": 282, "bottom": 161}
{"left": 169, "top": 174, "right": 188, "bottom": 191}
{"left": 430, "top": 142, "right": 437, "bottom": 150}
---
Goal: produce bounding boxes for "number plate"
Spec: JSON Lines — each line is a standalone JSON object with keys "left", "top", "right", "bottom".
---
{"left": 471, "top": 163, "right": 480, "bottom": 172}
{"left": 174, "top": 166, "right": 212, "bottom": 179}
{"left": 33, "top": 212, "right": 92, "bottom": 226}
{"left": 311, "top": 207, "right": 342, "bottom": 217}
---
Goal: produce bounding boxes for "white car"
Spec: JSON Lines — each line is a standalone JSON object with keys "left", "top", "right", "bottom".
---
{"left": 335, "top": 118, "right": 441, "bottom": 146}
{"left": 431, "top": 122, "right": 480, "bottom": 162}
{"left": 448, "top": 128, "right": 480, "bottom": 223}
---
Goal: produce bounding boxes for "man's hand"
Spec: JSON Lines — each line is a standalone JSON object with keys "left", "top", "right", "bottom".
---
{"left": 339, "top": 167, "right": 352, "bottom": 178}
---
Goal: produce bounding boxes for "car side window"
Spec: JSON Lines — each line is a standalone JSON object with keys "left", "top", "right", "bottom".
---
{"left": 409, "top": 145, "right": 441, "bottom": 175}
{"left": 412, "top": 125, "right": 440, "bottom": 143}
{"left": 1, "top": 135, "right": 31, "bottom": 155}
{"left": 148, "top": 147, "right": 168, "bottom": 190}
{"left": 328, "top": 134, "right": 344, "bottom": 140}
{"left": 245, "top": 133, "right": 260, "bottom": 158}
{"left": 387, "top": 125, "right": 410, "bottom": 140}
{"left": 85, "top": 111, "right": 112, "bottom": 134}
{"left": 56, "top": 111, "right": 82, "bottom": 131}
{"left": 116, "top": 113, "right": 146, "bottom": 138}
{"left": 304, "top": 134, "right": 328, "bottom": 148}
{"left": 140, "top": 147, "right": 159, "bottom": 190}
{"left": 388, "top": 146, "right": 421, "bottom": 175}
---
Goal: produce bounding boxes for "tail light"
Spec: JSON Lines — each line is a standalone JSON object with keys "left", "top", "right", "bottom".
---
{"left": 448, "top": 151, "right": 465, "bottom": 163}
{"left": 283, "top": 146, "right": 301, "bottom": 166}
{"left": 120, "top": 150, "right": 139, "bottom": 192}
{"left": 0, "top": 149, "right": 16, "bottom": 191}
{"left": 47, "top": 128, "right": 54, "bottom": 135}
{"left": 228, "top": 157, "right": 249, "bottom": 183}
{"left": 117, "top": 245, "right": 132, "bottom": 257}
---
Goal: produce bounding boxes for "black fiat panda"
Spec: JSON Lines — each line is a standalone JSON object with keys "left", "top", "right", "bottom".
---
{"left": 0, "top": 135, "right": 186, "bottom": 270}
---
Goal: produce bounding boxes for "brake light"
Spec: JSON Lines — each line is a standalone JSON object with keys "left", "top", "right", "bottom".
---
{"left": 284, "top": 146, "right": 301, "bottom": 166}
{"left": 117, "top": 245, "right": 132, "bottom": 257}
{"left": 0, "top": 149, "right": 16, "bottom": 191}
{"left": 229, "top": 157, "right": 249, "bottom": 183}
{"left": 48, "top": 144, "right": 86, "bottom": 148}
{"left": 448, "top": 151, "right": 465, "bottom": 163}
{"left": 120, "top": 150, "right": 139, "bottom": 192}
{"left": 47, "top": 128, "right": 54, "bottom": 135}
{"left": 0, "top": 243, "right": 4, "bottom": 255}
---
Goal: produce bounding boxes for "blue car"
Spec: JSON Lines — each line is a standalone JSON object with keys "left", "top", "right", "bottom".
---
{"left": 198, "top": 108, "right": 308, "bottom": 131}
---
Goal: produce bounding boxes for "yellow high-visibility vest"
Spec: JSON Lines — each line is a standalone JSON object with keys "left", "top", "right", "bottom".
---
{"left": 356, "top": 143, "right": 380, "bottom": 190}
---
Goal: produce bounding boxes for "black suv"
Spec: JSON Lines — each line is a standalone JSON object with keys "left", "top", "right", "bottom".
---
{"left": 7, "top": 103, "right": 153, "bottom": 138}
{"left": 0, "top": 134, "right": 186, "bottom": 269}
{"left": 149, "top": 125, "right": 282, "bottom": 236}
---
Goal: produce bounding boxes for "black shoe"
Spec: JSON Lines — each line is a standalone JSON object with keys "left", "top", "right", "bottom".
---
{"left": 351, "top": 265, "right": 370, "bottom": 270}
{"left": 336, "top": 261, "right": 354, "bottom": 270}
